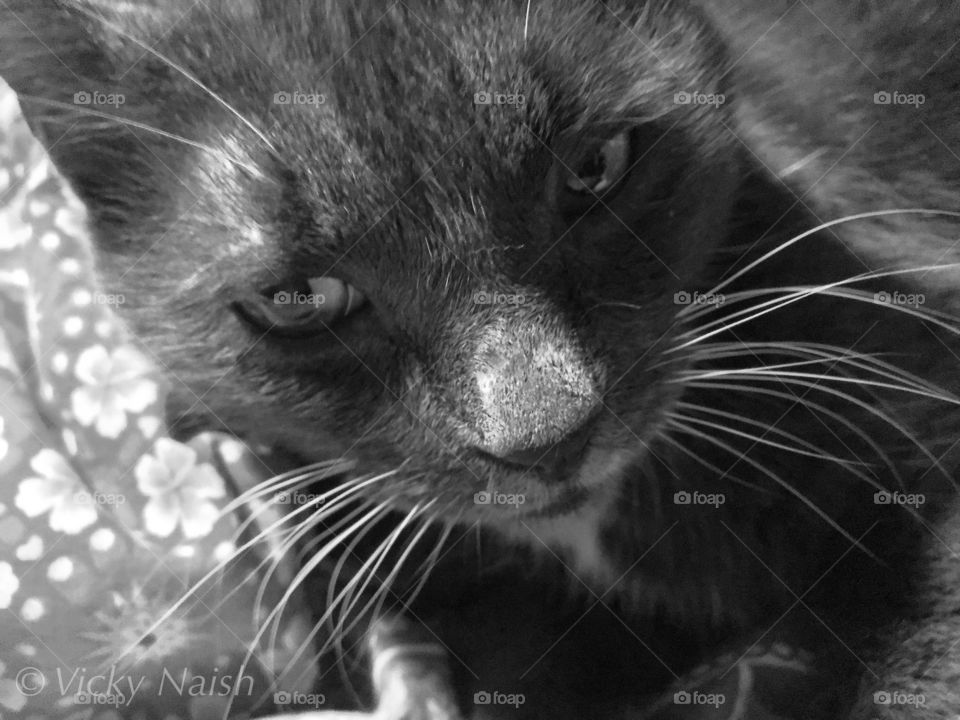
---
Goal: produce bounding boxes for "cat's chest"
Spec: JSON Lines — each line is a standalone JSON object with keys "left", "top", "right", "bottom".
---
{"left": 494, "top": 489, "right": 635, "bottom": 597}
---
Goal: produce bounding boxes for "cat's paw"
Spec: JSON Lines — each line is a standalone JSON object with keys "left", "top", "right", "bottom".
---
{"left": 368, "top": 617, "right": 463, "bottom": 720}
{"left": 257, "top": 616, "right": 462, "bottom": 720}
{"left": 636, "top": 642, "right": 822, "bottom": 719}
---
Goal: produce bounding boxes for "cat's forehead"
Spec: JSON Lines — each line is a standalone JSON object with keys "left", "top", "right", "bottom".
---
{"left": 191, "top": 1, "right": 711, "bottom": 150}
{"left": 39, "top": 0, "right": 727, "bottom": 278}
{"left": 196, "top": 2, "right": 721, "bottom": 214}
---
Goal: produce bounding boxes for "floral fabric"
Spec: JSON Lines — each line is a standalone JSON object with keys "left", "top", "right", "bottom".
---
{"left": 0, "top": 79, "right": 320, "bottom": 720}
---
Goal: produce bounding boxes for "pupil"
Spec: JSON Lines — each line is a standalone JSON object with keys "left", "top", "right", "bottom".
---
{"left": 579, "top": 151, "right": 606, "bottom": 181}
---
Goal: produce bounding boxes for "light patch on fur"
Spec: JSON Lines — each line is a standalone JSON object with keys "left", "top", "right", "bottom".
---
{"left": 515, "top": 494, "right": 619, "bottom": 587}
{"left": 226, "top": 223, "right": 265, "bottom": 257}
{"left": 219, "top": 134, "right": 266, "bottom": 178}
{"left": 471, "top": 316, "right": 602, "bottom": 455}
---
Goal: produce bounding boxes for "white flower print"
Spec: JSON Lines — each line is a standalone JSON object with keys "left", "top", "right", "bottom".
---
{"left": 0, "top": 659, "right": 29, "bottom": 712}
{"left": 14, "top": 449, "right": 97, "bottom": 534}
{"left": 71, "top": 344, "right": 157, "bottom": 438}
{"left": 0, "top": 563, "right": 18, "bottom": 610}
{"left": 136, "top": 438, "right": 226, "bottom": 539}
{"left": 0, "top": 416, "right": 8, "bottom": 464}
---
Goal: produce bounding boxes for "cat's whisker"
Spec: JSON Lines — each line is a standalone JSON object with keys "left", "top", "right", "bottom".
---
{"left": 677, "top": 353, "right": 950, "bottom": 399}
{"left": 211, "top": 502, "right": 373, "bottom": 620}
{"left": 229, "top": 500, "right": 396, "bottom": 718}
{"left": 681, "top": 208, "right": 960, "bottom": 310}
{"left": 220, "top": 471, "right": 373, "bottom": 584}
{"left": 667, "top": 411, "right": 886, "bottom": 494}
{"left": 331, "top": 502, "right": 441, "bottom": 647}
{"left": 378, "top": 505, "right": 460, "bottom": 621}
{"left": 681, "top": 381, "right": 908, "bottom": 490}
{"left": 678, "top": 280, "right": 960, "bottom": 340}
{"left": 647, "top": 340, "right": 881, "bottom": 375}
{"left": 666, "top": 418, "right": 880, "bottom": 559}
{"left": 220, "top": 459, "right": 356, "bottom": 517}
{"left": 656, "top": 431, "right": 769, "bottom": 495}
{"left": 244, "top": 500, "right": 372, "bottom": 623}
{"left": 683, "top": 378, "right": 951, "bottom": 486}
{"left": 249, "top": 479, "right": 399, "bottom": 644}
{"left": 264, "top": 508, "right": 407, "bottom": 691}
{"left": 675, "top": 340, "right": 954, "bottom": 411}
{"left": 209, "top": 496, "right": 368, "bottom": 620}
{"left": 677, "top": 340, "right": 889, "bottom": 363}
{"left": 113, "top": 468, "right": 392, "bottom": 666}
{"left": 268, "top": 502, "right": 440, "bottom": 707}
{"left": 676, "top": 368, "right": 960, "bottom": 407}
{"left": 309, "top": 506, "right": 433, "bottom": 669}
{"left": 408, "top": 504, "right": 463, "bottom": 588}
{"left": 681, "top": 355, "right": 875, "bottom": 377}
{"left": 70, "top": 3, "right": 276, "bottom": 154}
{"left": 672, "top": 402, "right": 872, "bottom": 468}
{"left": 667, "top": 336, "right": 960, "bottom": 416}
{"left": 321, "top": 505, "right": 456, "bottom": 703}
{"left": 674, "top": 267, "right": 960, "bottom": 350}
{"left": 277, "top": 501, "right": 423, "bottom": 663}
{"left": 16, "top": 95, "right": 264, "bottom": 176}
{"left": 220, "top": 469, "right": 362, "bottom": 558}
{"left": 113, "top": 488, "right": 379, "bottom": 686}
{"left": 583, "top": 300, "right": 647, "bottom": 314}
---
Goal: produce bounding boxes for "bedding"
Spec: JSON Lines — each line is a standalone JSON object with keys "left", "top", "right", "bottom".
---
{"left": 0, "top": 78, "right": 327, "bottom": 720}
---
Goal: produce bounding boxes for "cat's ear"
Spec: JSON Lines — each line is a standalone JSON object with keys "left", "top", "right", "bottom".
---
{"left": 0, "top": 0, "right": 241, "bottom": 226}
{"left": 0, "top": 0, "right": 190, "bottom": 130}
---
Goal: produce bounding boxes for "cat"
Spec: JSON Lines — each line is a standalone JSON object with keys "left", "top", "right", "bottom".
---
{"left": 4, "top": 0, "right": 960, "bottom": 717}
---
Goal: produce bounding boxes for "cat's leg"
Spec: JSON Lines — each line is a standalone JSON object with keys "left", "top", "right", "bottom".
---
{"left": 259, "top": 615, "right": 462, "bottom": 720}
{"left": 365, "top": 615, "right": 463, "bottom": 720}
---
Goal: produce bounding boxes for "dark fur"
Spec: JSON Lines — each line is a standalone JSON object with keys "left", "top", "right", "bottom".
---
{"left": 3, "top": 1, "right": 960, "bottom": 717}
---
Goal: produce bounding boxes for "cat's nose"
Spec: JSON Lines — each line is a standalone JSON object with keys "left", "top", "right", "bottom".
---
{"left": 468, "top": 318, "right": 604, "bottom": 469}
{"left": 489, "top": 417, "right": 597, "bottom": 470}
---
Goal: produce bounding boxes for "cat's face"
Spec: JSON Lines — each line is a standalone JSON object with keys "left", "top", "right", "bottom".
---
{"left": 2, "top": 0, "right": 741, "bottom": 523}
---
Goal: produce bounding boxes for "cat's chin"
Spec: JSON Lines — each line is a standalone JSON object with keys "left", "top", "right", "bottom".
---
{"left": 469, "top": 446, "right": 638, "bottom": 522}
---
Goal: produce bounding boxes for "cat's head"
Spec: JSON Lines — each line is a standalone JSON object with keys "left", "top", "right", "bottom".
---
{"left": 1, "top": 0, "right": 742, "bottom": 524}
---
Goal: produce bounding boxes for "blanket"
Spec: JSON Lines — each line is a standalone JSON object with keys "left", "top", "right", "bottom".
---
{"left": 0, "top": 78, "right": 328, "bottom": 720}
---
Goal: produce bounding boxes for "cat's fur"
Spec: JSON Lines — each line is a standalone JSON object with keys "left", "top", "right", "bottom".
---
{"left": 3, "top": 1, "right": 960, "bottom": 717}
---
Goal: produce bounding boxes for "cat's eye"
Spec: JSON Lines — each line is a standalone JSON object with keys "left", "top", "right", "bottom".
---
{"left": 565, "top": 130, "right": 631, "bottom": 195}
{"left": 235, "top": 276, "right": 366, "bottom": 337}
